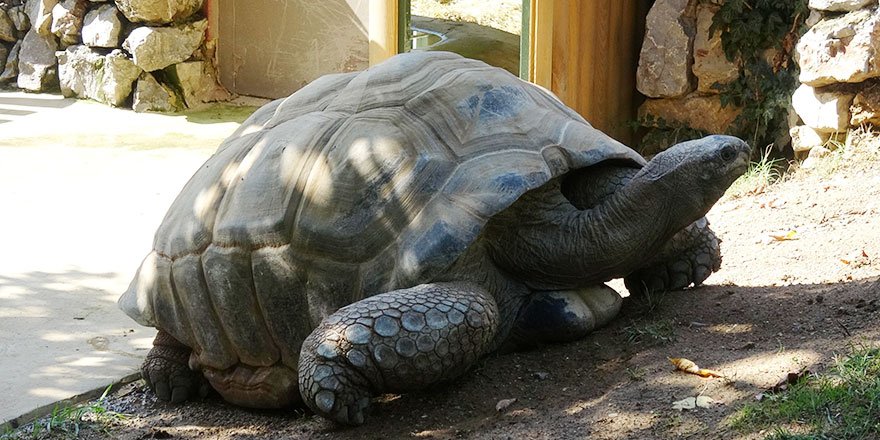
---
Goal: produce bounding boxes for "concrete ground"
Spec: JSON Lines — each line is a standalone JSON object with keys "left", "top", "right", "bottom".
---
{"left": 0, "top": 90, "right": 260, "bottom": 428}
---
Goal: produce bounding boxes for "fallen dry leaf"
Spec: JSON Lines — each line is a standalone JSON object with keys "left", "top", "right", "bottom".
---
{"left": 495, "top": 398, "right": 517, "bottom": 412}
{"left": 841, "top": 249, "right": 870, "bottom": 266}
{"left": 769, "top": 230, "right": 798, "bottom": 241}
{"left": 756, "top": 369, "right": 812, "bottom": 400}
{"left": 672, "top": 395, "right": 718, "bottom": 411}
{"left": 669, "top": 357, "right": 725, "bottom": 378}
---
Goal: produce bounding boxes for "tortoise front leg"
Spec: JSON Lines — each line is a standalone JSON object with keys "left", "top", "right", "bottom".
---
{"left": 298, "top": 282, "right": 499, "bottom": 425}
{"left": 624, "top": 217, "right": 721, "bottom": 295}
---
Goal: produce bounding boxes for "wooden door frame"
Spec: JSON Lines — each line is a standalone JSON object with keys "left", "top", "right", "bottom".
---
{"left": 369, "top": 0, "right": 552, "bottom": 88}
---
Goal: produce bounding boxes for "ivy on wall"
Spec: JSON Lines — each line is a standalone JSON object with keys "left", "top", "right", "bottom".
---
{"left": 709, "top": 0, "right": 809, "bottom": 149}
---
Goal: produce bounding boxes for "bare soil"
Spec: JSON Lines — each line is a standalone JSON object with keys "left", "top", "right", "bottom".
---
{"left": 12, "top": 140, "right": 880, "bottom": 440}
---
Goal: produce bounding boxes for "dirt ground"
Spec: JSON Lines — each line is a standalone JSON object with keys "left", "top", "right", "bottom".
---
{"left": 10, "top": 136, "right": 880, "bottom": 440}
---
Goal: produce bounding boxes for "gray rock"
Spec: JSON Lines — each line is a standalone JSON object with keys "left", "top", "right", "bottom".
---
{"left": 692, "top": 3, "right": 739, "bottom": 94}
{"left": 806, "top": 9, "right": 824, "bottom": 28}
{"left": 808, "top": 0, "right": 876, "bottom": 12}
{"left": 801, "top": 144, "right": 833, "bottom": 168}
{"left": 133, "top": 71, "right": 183, "bottom": 112}
{"left": 114, "top": 0, "right": 203, "bottom": 24}
{"left": 637, "top": 0, "right": 695, "bottom": 98}
{"left": 0, "top": 8, "right": 16, "bottom": 42}
{"left": 26, "top": 0, "right": 58, "bottom": 36}
{"left": 123, "top": 19, "right": 206, "bottom": 71}
{"left": 164, "top": 60, "right": 230, "bottom": 108}
{"left": 796, "top": 9, "right": 880, "bottom": 87}
{"left": 81, "top": 3, "right": 123, "bottom": 47}
{"left": 791, "top": 84, "right": 854, "bottom": 132}
{"left": 8, "top": 5, "right": 30, "bottom": 33}
{"left": 789, "top": 125, "right": 831, "bottom": 153}
{"left": 0, "top": 43, "right": 7, "bottom": 72}
{"left": 51, "top": 0, "right": 87, "bottom": 46}
{"left": 850, "top": 80, "right": 880, "bottom": 126}
{"left": 639, "top": 93, "right": 741, "bottom": 134}
{"left": 57, "top": 45, "right": 141, "bottom": 106}
{"left": 16, "top": 29, "right": 58, "bottom": 91}
{"left": 0, "top": 39, "right": 20, "bottom": 82}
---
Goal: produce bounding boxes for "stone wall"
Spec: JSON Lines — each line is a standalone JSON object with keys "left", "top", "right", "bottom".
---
{"left": 0, "top": 0, "right": 229, "bottom": 112}
{"left": 636, "top": 0, "right": 743, "bottom": 154}
{"left": 791, "top": 0, "right": 880, "bottom": 161}
{"left": 637, "top": 0, "right": 880, "bottom": 162}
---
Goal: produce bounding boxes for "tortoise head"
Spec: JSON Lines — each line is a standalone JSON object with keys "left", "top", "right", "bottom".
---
{"left": 636, "top": 135, "right": 751, "bottom": 211}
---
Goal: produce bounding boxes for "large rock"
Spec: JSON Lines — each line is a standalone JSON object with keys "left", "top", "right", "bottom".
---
{"left": 57, "top": 45, "right": 141, "bottom": 106}
{"left": 637, "top": 0, "right": 695, "bottom": 98}
{"left": 796, "top": 9, "right": 880, "bottom": 87}
{"left": 850, "top": 80, "right": 880, "bottom": 125}
{"left": 81, "top": 3, "right": 123, "bottom": 47}
{"left": 693, "top": 3, "right": 739, "bottom": 94}
{"left": 639, "top": 93, "right": 741, "bottom": 133}
{"left": 164, "top": 60, "right": 230, "bottom": 108}
{"left": 808, "top": 0, "right": 876, "bottom": 11}
{"left": 51, "top": 0, "right": 88, "bottom": 46}
{"left": 0, "top": 44, "right": 7, "bottom": 72}
{"left": 123, "top": 19, "right": 206, "bottom": 71}
{"left": 114, "top": 0, "right": 203, "bottom": 24}
{"left": 26, "top": 0, "right": 58, "bottom": 36}
{"left": 0, "top": 39, "right": 21, "bottom": 82}
{"left": 791, "top": 84, "right": 853, "bottom": 132}
{"left": 789, "top": 125, "right": 831, "bottom": 153}
{"left": 0, "top": 8, "right": 16, "bottom": 42}
{"left": 16, "top": 29, "right": 58, "bottom": 91}
{"left": 8, "top": 5, "right": 30, "bottom": 34}
{"left": 133, "top": 71, "right": 183, "bottom": 112}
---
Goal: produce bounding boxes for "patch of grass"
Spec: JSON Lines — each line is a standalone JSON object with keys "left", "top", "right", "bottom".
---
{"left": 726, "top": 145, "right": 786, "bottom": 198}
{"left": 1, "top": 386, "right": 127, "bottom": 440}
{"left": 623, "top": 318, "right": 676, "bottom": 346}
{"left": 729, "top": 345, "right": 880, "bottom": 439}
{"left": 800, "top": 126, "right": 880, "bottom": 177}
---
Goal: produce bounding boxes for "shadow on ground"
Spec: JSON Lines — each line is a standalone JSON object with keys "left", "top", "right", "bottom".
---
{"left": 45, "top": 276, "right": 878, "bottom": 440}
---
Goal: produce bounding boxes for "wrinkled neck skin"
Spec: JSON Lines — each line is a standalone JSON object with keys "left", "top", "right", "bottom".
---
{"left": 484, "top": 171, "right": 706, "bottom": 291}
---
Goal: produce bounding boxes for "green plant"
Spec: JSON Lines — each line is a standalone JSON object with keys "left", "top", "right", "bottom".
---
{"left": 729, "top": 345, "right": 880, "bottom": 439}
{"left": 634, "top": 115, "right": 710, "bottom": 156}
{"left": 726, "top": 145, "right": 785, "bottom": 197}
{"left": 623, "top": 318, "right": 676, "bottom": 346}
{"left": 709, "top": 0, "right": 810, "bottom": 150}
{"left": 3, "top": 386, "right": 127, "bottom": 439}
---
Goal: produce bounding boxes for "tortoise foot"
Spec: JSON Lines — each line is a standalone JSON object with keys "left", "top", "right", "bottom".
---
{"left": 142, "top": 331, "right": 207, "bottom": 403}
{"left": 298, "top": 282, "right": 499, "bottom": 425}
{"left": 624, "top": 218, "right": 721, "bottom": 295}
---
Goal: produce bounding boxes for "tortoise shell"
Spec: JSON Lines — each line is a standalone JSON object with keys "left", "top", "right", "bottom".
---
{"left": 120, "top": 51, "right": 644, "bottom": 372}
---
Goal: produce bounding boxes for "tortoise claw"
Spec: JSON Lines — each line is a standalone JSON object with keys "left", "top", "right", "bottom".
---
{"left": 142, "top": 331, "right": 205, "bottom": 403}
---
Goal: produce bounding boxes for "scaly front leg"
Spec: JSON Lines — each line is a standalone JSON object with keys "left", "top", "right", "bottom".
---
{"left": 298, "top": 282, "right": 498, "bottom": 425}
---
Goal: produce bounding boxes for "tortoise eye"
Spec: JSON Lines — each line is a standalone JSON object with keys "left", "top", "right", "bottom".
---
{"left": 720, "top": 144, "right": 736, "bottom": 161}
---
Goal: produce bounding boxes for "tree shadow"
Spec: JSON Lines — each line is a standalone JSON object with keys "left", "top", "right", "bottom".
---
{"left": 0, "top": 270, "right": 154, "bottom": 429}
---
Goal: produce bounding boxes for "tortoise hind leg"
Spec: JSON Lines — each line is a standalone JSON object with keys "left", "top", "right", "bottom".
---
{"left": 504, "top": 285, "right": 622, "bottom": 351}
{"left": 298, "top": 282, "right": 499, "bottom": 425}
{"left": 624, "top": 217, "right": 721, "bottom": 295}
{"left": 142, "top": 330, "right": 209, "bottom": 403}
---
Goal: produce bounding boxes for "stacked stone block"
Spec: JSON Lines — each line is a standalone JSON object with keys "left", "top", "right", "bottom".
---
{"left": 636, "top": 0, "right": 743, "bottom": 154}
{"left": 0, "top": 0, "right": 229, "bottom": 112}
{"left": 791, "top": 0, "right": 880, "bottom": 161}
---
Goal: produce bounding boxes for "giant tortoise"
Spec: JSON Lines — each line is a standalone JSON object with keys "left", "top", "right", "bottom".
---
{"left": 120, "top": 51, "right": 750, "bottom": 425}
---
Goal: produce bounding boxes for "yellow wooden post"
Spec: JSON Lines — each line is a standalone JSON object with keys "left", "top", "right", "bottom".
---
{"left": 528, "top": 0, "right": 553, "bottom": 89}
{"left": 369, "top": 0, "right": 399, "bottom": 66}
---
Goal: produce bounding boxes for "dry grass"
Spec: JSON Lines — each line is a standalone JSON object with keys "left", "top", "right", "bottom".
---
{"left": 411, "top": 0, "right": 523, "bottom": 35}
